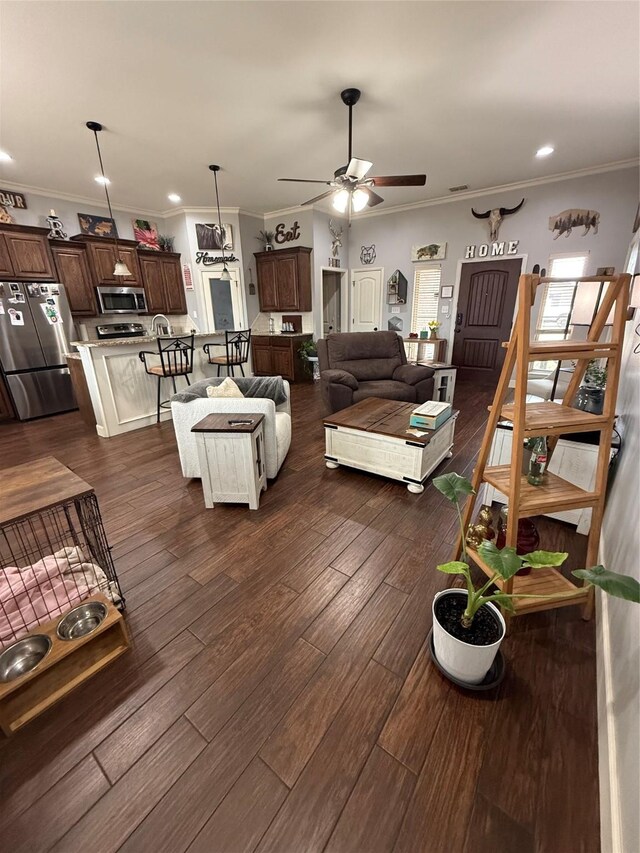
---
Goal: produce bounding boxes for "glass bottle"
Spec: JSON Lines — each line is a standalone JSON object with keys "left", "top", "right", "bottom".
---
{"left": 527, "top": 436, "right": 548, "bottom": 486}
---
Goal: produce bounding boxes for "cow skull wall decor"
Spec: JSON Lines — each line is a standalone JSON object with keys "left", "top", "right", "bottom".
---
{"left": 471, "top": 198, "right": 525, "bottom": 241}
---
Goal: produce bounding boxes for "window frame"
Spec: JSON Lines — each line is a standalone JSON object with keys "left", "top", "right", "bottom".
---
{"left": 410, "top": 264, "right": 442, "bottom": 333}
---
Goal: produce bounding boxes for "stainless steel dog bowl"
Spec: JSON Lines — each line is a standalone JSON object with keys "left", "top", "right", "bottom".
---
{"left": 57, "top": 601, "right": 108, "bottom": 640}
{"left": 0, "top": 634, "right": 52, "bottom": 682}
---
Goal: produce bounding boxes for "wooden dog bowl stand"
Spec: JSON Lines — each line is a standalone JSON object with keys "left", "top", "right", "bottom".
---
{"left": 0, "top": 593, "right": 129, "bottom": 736}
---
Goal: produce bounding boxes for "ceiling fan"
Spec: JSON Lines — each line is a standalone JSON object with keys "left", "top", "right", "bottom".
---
{"left": 278, "top": 88, "right": 426, "bottom": 214}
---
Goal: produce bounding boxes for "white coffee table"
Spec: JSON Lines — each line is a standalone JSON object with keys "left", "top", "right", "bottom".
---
{"left": 324, "top": 397, "right": 458, "bottom": 493}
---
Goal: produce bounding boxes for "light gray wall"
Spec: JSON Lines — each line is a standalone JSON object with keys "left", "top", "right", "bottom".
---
{"left": 238, "top": 211, "right": 265, "bottom": 325}
{"left": 347, "top": 167, "right": 639, "bottom": 347}
{"left": 312, "top": 209, "right": 348, "bottom": 338}
{"left": 6, "top": 191, "right": 165, "bottom": 242}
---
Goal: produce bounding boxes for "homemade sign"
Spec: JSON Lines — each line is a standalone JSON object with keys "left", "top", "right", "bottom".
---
{"left": 195, "top": 252, "right": 239, "bottom": 266}
{"left": 464, "top": 240, "right": 520, "bottom": 259}
{"left": 274, "top": 220, "right": 300, "bottom": 244}
{"left": 0, "top": 189, "right": 27, "bottom": 209}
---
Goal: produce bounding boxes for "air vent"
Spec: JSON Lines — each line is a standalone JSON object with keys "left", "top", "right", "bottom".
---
{"left": 449, "top": 184, "right": 469, "bottom": 193}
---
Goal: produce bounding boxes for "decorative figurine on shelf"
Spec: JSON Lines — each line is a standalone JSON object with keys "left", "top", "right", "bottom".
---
{"left": 476, "top": 505, "right": 496, "bottom": 542}
{"left": 0, "top": 204, "right": 15, "bottom": 225}
{"left": 46, "top": 209, "right": 67, "bottom": 240}
{"left": 465, "top": 523, "right": 486, "bottom": 550}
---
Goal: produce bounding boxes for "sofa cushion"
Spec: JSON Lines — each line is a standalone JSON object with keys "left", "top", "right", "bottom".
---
{"left": 326, "top": 331, "right": 403, "bottom": 381}
{"left": 206, "top": 377, "right": 244, "bottom": 398}
{"left": 352, "top": 380, "right": 417, "bottom": 404}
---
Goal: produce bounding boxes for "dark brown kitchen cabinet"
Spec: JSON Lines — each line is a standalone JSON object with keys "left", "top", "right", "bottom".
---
{"left": 254, "top": 246, "right": 312, "bottom": 312}
{"left": 0, "top": 234, "right": 15, "bottom": 277}
{"left": 50, "top": 241, "right": 96, "bottom": 315}
{"left": 0, "top": 226, "right": 55, "bottom": 280}
{"left": 84, "top": 241, "right": 142, "bottom": 286}
{"left": 251, "top": 333, "right": 312, "bottom": 383}
{"left": 139, "top": 252, "right": 186, "bottom": 315}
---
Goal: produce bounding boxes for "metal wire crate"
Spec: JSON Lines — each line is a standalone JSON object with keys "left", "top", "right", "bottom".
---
{"left": 0, "top": 492, "right": 124, "bottom": 649}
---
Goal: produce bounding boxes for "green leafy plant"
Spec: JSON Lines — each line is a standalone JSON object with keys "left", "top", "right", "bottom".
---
{"left": 583, "top": 359, "right": 607, "bottom": 388}
{"left": 298, "top": 339, "right": 317, "bottom": 375}
{"left": 433, "top": 472, "right": 639, "bottom": 630}
{"left": 427, "top": 320, "right": 441, "bottom": 330}
{"left": 158, "top": 234, "right": 174, "bottom": 252}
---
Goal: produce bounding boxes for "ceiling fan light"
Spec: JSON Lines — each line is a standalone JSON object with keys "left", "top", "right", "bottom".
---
{"left": 113, "top": 260, "right": 132, "bottom": 277}
{"left": 333, "top": 189, "right": 349, "bottom": 213}
{"left": 352, "top": 188, "right": 369, "bottom": 212}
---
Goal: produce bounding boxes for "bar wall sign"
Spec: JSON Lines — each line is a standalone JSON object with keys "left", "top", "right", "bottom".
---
{"left": 0, "top": 189, "right": 27, "bottom": 209}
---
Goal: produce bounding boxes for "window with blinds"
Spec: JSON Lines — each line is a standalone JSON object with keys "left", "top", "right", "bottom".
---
{"left": 411, "top": 266, "right": 441, "bottom": 332}
{"left": 534, "top": 251, "right": 589, "bottom": 369}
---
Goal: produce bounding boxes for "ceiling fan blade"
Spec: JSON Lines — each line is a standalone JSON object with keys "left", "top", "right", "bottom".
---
{"left": 360, "top": 186, "right": 385, "bottom": 207}
{"left": 369, "top": 174, "right": 427, "bottom": 187}
{"left": 301, "top": 190, "right": 336, "bottom": 206}
{"left": 278, "top": 178, "right": 333, "bottom": 184}
{"left": 345, "top": 158, "right": 373, "bottom": 180}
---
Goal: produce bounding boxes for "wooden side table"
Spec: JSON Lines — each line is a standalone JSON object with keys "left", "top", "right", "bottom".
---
{"left": 191, "top": 413, "right": 267, "bottom": 510}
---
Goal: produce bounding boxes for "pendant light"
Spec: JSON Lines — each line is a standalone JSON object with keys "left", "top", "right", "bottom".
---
{"left": 86, "top": 121, "right": 131, "bottom": 278}
{"left": 209, "top": 165, "right": 230, "bottom": 281}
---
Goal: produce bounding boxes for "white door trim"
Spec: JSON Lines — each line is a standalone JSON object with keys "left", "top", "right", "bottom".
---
{"left": 199, "top": 265, "right": 247, "bottom": 331}
{"left": 449, "top": 254, "right": 528, "bottom": 361}
{"left": 320, "top": 266, "right": 348, "bottom": 334}
{"left": 351, "top": 266, "right": 384, "bottom": 332}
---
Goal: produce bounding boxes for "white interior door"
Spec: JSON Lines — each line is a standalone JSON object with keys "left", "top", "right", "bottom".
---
{"left": 200, "top": 268, "right": 246, "bottom": 331}
{"left": 351, "top": 267, "right": 383, "bottom": 332}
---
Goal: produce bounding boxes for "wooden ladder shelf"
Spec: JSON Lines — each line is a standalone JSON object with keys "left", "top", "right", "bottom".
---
{"left": 455, "top": 272, "right": 631, "bottom": 619}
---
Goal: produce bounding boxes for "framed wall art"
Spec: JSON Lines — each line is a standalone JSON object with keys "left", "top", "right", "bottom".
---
{"left": 411, "top": 242, "right": 447, "bottom": 262}
{"left": 440, "top": 285, "right": 454, "bottom": 299}
{"left": 132, "top": 218, "right": 160, "bottom": 250}
{"left": 196, "top": 223, "right": 233, "bottom": 251}
{"left": 77, "top": 213, "right": 118, "bottom": 238}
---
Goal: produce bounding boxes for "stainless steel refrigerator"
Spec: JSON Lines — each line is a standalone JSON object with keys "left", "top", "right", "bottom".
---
{"left": 0, "top": 281, "right": 78, "bottom": 420}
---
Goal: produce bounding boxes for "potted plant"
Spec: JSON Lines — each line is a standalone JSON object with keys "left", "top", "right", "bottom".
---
{"left": 299, "top": 339, "right": 317, "bottom": 376}
{"left": 158, "top": 235, "right": 174, "bottom": 253}
{"left": 575, "top": 359, "right": 607, "bottom": 414}
{"left": 432, "top": 472, "right": 639, "bottom": 685}
{"left": 428, "top": 320, "right": 441, "bottom": 340}
{"left": 257, "top": 230, "right": 275, "bottom": 252}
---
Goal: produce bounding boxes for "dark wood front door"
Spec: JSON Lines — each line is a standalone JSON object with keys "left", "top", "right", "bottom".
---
{"left": 452, "top": 258, "right": 522, "bottom": 379}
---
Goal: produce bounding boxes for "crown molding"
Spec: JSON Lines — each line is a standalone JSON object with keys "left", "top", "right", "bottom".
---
{"left": 263, "top": 203, "right": 313, "bottom": 219}
{"left": 0, "top": 179, "right": 161, "bottom": 218}
{"left": 353, "top": 158, "right": 640, "bottom": 220}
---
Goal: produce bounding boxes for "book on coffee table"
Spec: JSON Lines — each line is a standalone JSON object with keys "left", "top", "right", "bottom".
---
{"left": 409, "top": 400, "right": 452, "bottom": 430}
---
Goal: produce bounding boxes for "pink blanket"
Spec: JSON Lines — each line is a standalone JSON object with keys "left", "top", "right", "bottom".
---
{"left": 0, "top": 546, "right": 113, "bottom": 647}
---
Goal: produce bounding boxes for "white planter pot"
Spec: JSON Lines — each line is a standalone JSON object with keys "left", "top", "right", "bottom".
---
{"left": 432, "top": 589, "right": 506, "bottom": 685}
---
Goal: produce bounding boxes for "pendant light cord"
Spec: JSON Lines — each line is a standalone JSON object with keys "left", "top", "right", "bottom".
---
{"left": 91, "top": 128, "right": 123, "bottom": 262}
{"left": 212, "top": 168, "right": 227, "bottom": 268}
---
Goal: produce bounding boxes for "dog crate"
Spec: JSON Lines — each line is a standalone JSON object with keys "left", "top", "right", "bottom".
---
{"left": 0, "top": 456, "right": 128, "bottom": 735}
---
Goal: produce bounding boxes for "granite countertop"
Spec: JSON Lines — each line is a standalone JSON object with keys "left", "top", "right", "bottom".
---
{"left": 71, "top": 331, "right": 228, "bottom": 348}
{"left": 252, "top": 331, "right": 311, "bottom": 337}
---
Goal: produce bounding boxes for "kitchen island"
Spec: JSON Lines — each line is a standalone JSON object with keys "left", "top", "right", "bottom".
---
{"left": 72, "top": 332, "right": 239, "bottom": 437}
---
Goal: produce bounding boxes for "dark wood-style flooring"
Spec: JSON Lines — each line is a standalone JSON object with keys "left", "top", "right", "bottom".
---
{"left": 0, "top": 379, "right": 599, "bottom": 853}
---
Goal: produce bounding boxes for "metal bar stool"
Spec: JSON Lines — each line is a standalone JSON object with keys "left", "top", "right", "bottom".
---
{"left": 203, "top": 330, "right": 251, "bottom": 377}
{"left": 139, "top": 335, "right": 195, "bottom": 423}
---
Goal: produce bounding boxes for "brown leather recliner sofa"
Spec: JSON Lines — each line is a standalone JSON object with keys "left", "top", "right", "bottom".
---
{"left": 318, "top": 331, "right": 435, "bottom": 413}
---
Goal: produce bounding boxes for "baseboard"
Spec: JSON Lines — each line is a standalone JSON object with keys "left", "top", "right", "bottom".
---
{"left": 597, "top": 530, "right": 623, "bottom": 853}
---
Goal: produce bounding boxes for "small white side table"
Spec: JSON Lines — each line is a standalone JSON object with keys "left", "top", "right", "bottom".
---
{"left": 191, "top": 413, "right": 267, "bottom": 510}
{"left": 417, "top": 362, "right": 457, "bottom": 404}
{"left": 306, "top": 355, "right": 320, "bottom": 382}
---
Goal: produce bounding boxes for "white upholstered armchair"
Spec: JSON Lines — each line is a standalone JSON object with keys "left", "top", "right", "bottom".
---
{"left": 171, "top": 379, "right": 291, "bottom": 479}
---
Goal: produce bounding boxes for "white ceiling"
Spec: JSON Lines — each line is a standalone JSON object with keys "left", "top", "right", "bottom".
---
{"left": 0, "top": 1, "right": 638, "bottom": 216}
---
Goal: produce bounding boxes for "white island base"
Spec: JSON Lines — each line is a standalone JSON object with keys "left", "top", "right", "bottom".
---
{"left": 74, "top": 332, "right": 238, "bottom": 438}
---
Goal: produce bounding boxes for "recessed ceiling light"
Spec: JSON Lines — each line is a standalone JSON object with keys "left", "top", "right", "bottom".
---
{"left": 95, "top": 175, "right": 110, "bottom": 185}
{"left": 168, "top": 193, "right": 181, "bottom": 203}
{"left": 536, "top": 145, "right": 554, "bottom": 158}
{"left": 0, "top": 150, "right": 13, "bottom": 162}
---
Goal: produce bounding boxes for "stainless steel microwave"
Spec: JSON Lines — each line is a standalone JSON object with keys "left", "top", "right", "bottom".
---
{"left": 96, "top": 286, "right": 148, "bottom": 315}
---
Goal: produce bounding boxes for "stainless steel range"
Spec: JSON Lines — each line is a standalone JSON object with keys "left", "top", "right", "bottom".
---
{"left": 95, "top": 323, "right": 147, "bottom": 340}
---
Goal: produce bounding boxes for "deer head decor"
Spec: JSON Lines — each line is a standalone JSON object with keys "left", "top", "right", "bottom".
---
{"left": 328, "top": 219, "right": 343, "bottom": 258}
{"left": 471, "top": 198, "right": 525, "bottom": 242}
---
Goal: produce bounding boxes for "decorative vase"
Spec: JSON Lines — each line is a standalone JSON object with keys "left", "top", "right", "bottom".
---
{"left": 575, "top": 386, "right": 605, "bottom": 415}
{"left": 432, "top": 589, "right": 506, "bottom": 685}
{"left": 265, "top": 244, "right": 273, "bottom": 252}
{"left": 430, "top": 330, "right": 438, "bottom": 340}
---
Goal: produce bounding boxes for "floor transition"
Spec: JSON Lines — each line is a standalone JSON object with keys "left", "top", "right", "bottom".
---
{"left": 0, "top": 378, "right": 598, "bottom": 853}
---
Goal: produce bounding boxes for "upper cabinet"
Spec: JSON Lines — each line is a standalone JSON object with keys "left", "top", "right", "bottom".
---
{"left": 139, "top": 251, "right": 187, "bottom": 315}
{"left": 80, "top": 240, "right": 142, "bottom": 287}
{"left": 0, "top": 226, "right": 55, "bottom": 280}
{"left": 50, "top": 241, "right": 96, "bottom": 316}
{"left": 255, "top": 246, "right": 312, "bottom": 312}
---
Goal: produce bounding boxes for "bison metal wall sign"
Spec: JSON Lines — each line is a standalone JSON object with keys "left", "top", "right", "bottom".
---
{"left": 411, "top": 242, "right": 447, "bottom": 262}
{"left": 464, "top": 240, "right": 520, "bottom": 259}
{"left": 549, "top": 208, "right": 600, "bottom": 239}
{"left": 471, "top": 198, "right": 525, "bottom": 241}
